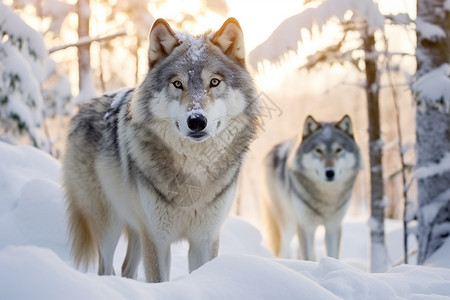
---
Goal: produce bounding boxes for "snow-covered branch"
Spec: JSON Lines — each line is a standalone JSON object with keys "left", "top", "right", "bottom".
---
{"left": 384, "top": 13, "right": 413, "bottom": 26}
{"left": 420, "top": 188, "right": 450, "bottom": 225}
{"left": 48, "top": 30, "right": 127, "bottom": 53}
{"left": 248, "top": 0, "right": 384, "bottom": 68}
{"left": 416, "top": 17, "right": 447, "bottom": 42}
{"left": 414, "top": 152, "right": 450, "bottom": 180}
{"left": 0, "top": 3, "right": 71, "bottom": 151}
{"left": 412, "top": 64, "right": 450, "bottom": 113}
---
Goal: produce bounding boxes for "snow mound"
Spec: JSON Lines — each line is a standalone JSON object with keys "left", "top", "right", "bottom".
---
{"left": 2, "top": 246, "right": 450, "bottom": 299}
{"left": 1, "top": 141, "right": 450, "bottom": 299}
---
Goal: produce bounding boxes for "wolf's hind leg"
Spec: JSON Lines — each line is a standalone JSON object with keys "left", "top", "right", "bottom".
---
{"left": 121, "top": 225, "right": 141, "bottom": 279}
{"left": 98, "top": 215, "right": 123, "bottom": 276}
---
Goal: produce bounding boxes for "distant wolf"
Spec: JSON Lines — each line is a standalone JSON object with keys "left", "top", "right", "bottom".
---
{"left": 262, "top": 115, "right": 361, "bottom": 260}
{"left": 63, "top": 18, "right": 260, "bottom": 282}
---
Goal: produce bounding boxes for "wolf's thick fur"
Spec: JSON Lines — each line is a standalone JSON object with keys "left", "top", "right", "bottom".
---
{"left": 63, "top": 18, "right": 260, "bottom": 282}
{"left": 262, "top": 115, "right": 361, "bottom": 260}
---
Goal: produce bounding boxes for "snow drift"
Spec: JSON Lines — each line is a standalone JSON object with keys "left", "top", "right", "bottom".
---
{"left": 1, "top": 141, "right": 450, "bottom": 299}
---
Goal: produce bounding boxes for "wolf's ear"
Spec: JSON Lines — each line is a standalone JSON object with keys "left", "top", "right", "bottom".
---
{"left": 302, "top": 115, "right": 321, "bottom": 139}
{"left": 148, "top": 19, "right": 180, "bottom": 68}
{"left": 335, "top": 115, "right": 354, "bottom": 138}
{"left": 211, "top": 17, "right": 245, "bottom": 65}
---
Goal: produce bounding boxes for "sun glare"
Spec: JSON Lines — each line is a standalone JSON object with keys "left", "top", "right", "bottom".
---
{"left": 8, "top": 0, "right": 416, "bottom": 95}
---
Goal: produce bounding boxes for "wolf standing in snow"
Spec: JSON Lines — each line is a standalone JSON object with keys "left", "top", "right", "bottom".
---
{"left": 262, "top": 115, "right": 361, "bottom": 260}
{"left": 63, "top": 18, "right": 260, "bottom": 282}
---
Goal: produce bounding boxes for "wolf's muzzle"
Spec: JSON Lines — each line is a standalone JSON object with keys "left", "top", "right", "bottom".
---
{"left": 187, "top": 113, "right": 207, "bottom": 133}
{"left": 325, "top": 169, "right": 335, "bottom": 181}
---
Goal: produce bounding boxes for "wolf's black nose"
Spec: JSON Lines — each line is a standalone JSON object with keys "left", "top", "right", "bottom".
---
{"left": 187, "top": 114, "right": 207, "bottom": 132}
{"left": 325, "top": 169, "right": 335, "bottom": 180}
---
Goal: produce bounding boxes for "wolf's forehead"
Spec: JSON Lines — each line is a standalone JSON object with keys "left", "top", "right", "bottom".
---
{"left": 321, "top": 126, "right": 333, "bottom": 140}
{"left": 314, "top": 126, "right": 343, "bottom": 145}
{"left": 175, "top": 33, "right": 207, "bottom": 63}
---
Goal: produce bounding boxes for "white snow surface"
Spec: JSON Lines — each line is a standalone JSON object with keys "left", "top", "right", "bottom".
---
{"left": 1, "top": 141, "right": 450, "bottom": 299}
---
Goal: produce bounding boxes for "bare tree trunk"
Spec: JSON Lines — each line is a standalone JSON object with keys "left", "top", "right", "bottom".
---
{"left": 363, "top": 27, "right": 387, "bottom": 272}
{"left": 415, "top": 0, "right": 450, "bottom": 264}
{"left": 77, "top": 0, "right": 92, "bottom": 95}
{"left": 135, "top": 37, "right": 141, "bottom": 85}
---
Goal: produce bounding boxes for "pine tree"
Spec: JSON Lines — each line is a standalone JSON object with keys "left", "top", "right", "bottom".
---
{"left": 413, "top": 0, "right": 450, "bottom": 264}
{"left": 0, "top": 3, "right": 71, "bottom": 151}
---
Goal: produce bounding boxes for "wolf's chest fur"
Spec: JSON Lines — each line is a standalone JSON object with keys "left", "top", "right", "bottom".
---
{"left": 288, "top": 170, "right": 352, "bottom": 219}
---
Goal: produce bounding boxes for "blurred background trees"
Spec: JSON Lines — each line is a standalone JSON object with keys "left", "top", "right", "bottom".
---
{"left": 1, "top": 0, "right": 449, "bottom": 270}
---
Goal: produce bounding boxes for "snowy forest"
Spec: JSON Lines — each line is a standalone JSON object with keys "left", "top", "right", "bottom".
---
{"left": 1, "top": 0, "right": 450, "bottom": 298}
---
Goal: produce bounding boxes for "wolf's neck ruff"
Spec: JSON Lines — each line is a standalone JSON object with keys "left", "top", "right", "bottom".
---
{"left": 288, "top": 172, "right": 323, "bottom": 217}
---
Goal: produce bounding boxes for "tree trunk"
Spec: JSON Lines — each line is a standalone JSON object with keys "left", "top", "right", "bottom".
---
{"left": 363, "top": 27, "right": 387, "bottom": 272}
{"left": 77, "top": 0, "right": 93, "bottom": 94}
{"left": 415, "top": 0, "right": 450, "bottom": 264}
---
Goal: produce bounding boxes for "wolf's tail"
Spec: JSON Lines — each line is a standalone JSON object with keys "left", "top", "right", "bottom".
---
{"left": 262, "top": 198, "right": 282, "bottom": 257}
{"left": 67, "top": 202, "right": 97, "bottom": 269}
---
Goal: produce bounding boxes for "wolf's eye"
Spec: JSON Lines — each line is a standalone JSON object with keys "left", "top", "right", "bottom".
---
{"left": 335, "top": 147, "right": 343, "bottom": 154}
{"left": 210, "top": 78, "right": 221, "bottom": 87}
{"left": 314, "top": 148, "right": 323, "bottom": 155}
{"left": 173, "top": 80, "right": 183, "bottom": 89}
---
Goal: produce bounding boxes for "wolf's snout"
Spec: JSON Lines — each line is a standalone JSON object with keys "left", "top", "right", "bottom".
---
{"left": 187, "top": 114, "right": 207, "bottom": 133}
{"left": 325, "top": 169, "right": 335, "bottom": 181}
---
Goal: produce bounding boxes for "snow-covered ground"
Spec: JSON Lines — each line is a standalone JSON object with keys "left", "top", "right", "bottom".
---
{"left": 1, "top": 141, "right": 450, "bottom": 299}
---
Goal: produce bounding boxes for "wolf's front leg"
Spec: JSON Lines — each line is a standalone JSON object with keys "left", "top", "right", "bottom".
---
{"left": 297, "top": 224, "right": 316, "bottom": 261}
{"left": 325, "top": 224, "right": 342, "bottom": 259}
{"left": 188, "top": 235, "right": 219, "bottom": 272}
{"left": 140, "top": 229, "right": 171, "bottom": 282}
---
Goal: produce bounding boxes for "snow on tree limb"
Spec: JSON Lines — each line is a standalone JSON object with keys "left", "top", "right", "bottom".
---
{"left": 412, "top": 64, "right": 450, "bottom": 113}
{"left": 48, "top": 30, "right": 127, "bottom": 54}
{"left": 248, "top": 0, "right": 384, "bottom": 68}
{"left": 0, "top": 3, "right": 47, "bottom": 61}
{"left": 0, "top": 3, "right": 71, "bottom": 151}
{"left": 0, "top": 42, "right": 43, "bottom": 114}
{"left": 414, "top": 152, "right": 450, "bottom": 180}
{"left": 41, "top": 0, "right": 74, "bottom": 35}
{"left": 420, "top": 188, "right": 450, "bottom": 225}
{"left": 385, "top": 13, "right": 413, "bottom": 25}
{"left": 415, "top": 18, "right": 446, "bottom": 42}
{"left": 445, "top": 0, "right": 450, "bottom": 10}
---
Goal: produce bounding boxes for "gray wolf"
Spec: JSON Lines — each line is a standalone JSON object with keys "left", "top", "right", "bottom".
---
{"left": 63, "top": 18, "right": 260, "bottom": 282}
{"left": 262, "top": 115, "right": 361, "bottom": 260}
